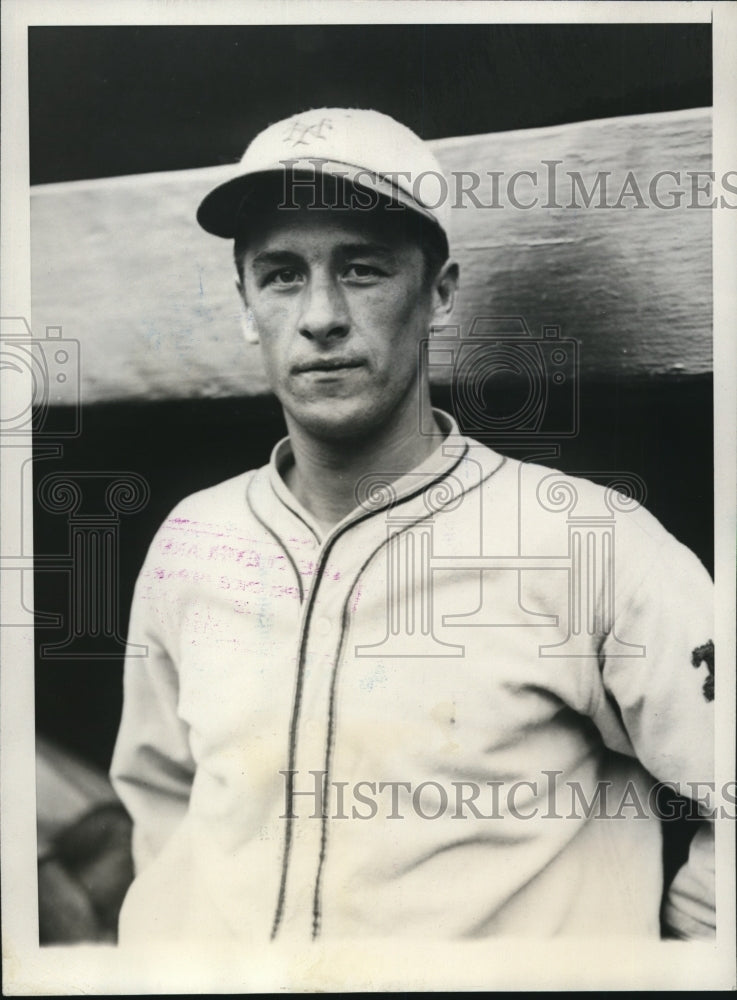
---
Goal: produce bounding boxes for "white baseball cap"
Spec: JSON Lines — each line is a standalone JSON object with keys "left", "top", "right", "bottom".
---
{"left": 196, "top": 107, "right": 450, "bottom": 255}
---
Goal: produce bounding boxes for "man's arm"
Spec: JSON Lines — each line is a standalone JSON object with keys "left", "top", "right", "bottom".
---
{"left": 662, "top": 817, "right": 715, "bottom": 939}
{"left": 601, "top": 517, "right": 715, "bottom": 939}
{"left": 110, "top": 552, "right": 196, "bottom": 874}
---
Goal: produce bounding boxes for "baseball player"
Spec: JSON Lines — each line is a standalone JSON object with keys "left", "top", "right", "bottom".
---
{"left": 110, "top": 108, "right": 715, "bottom": 943}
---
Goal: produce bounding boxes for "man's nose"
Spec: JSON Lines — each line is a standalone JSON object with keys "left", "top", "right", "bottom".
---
{"left": 298, "top": 276, "right": 349, "bottom": 343}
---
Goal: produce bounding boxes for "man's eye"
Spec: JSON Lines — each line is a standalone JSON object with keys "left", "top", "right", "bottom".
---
{"left": 344, "top": 263, "right": 383, "bottom": 280}
{"left": 267, "top": 268, "right": 302, "bottom": 286}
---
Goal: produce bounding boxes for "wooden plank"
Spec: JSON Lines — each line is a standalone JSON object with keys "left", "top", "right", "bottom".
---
{"left": 30, "top": 108, "right": 712, "bottom": 404}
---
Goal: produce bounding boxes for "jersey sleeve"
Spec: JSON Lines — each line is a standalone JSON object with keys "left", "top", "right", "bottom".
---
{"left": 601, "top": 513, "right": 715, "bottom": 939}
{"left": 109, "top": 527, "right": 196, "bottom": 874}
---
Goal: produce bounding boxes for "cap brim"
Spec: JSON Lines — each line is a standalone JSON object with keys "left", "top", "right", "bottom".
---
{"left": 196, "top": 172, "right": 268, "bottom": 239}
{"left": 196, "top": 160, "right": 447, "bottom": 253}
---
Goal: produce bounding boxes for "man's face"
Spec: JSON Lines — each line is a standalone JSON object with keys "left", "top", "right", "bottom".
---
{"left": 238, "top": 206, "right": 455, "bottom": 442}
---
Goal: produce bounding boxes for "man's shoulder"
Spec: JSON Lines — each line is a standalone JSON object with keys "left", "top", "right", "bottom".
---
{"left": 158, "top": 465, "right": 266, "bottom": 533}
{"left": 464, "top": 444, "right": 712, "bottom": 602}
{"left": 468, "top": 441, "right": 678, "bottom": 552}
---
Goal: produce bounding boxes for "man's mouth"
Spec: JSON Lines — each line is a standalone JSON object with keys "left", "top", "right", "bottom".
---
{"left": 292, "top": 358, "right": 366, "bottom": 374}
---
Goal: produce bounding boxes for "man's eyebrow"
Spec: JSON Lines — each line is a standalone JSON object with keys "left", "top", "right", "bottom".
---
{"left": 250, "top": 250, "right": 303, "bottom": 268}
{"left": 250, "top": 242, "right": 398, "bottom": 268}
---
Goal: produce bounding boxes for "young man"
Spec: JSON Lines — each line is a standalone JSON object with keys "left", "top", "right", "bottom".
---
{"left": 111, "top": 108, "right": 715, "bottom": 943}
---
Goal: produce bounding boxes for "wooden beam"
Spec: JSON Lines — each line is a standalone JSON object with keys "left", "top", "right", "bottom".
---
{"left": 30, "top": 108, "right": 711, "bottom": 405}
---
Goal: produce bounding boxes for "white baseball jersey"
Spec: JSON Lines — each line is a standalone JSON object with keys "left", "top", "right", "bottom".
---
{"left": 110, "top": 411, "right": 715, "bottom": 943}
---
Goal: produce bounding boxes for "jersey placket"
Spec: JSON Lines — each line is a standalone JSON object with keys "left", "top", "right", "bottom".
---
{"left": 270, "top": 507, "right": 370, "bottom": 940}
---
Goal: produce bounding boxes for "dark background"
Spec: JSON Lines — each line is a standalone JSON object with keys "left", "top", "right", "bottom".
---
{"left": 29, "top": 24, "right": 711, "bottom": 185}
{"left": 31, "top": 23, "right": 713, "bottom": 886}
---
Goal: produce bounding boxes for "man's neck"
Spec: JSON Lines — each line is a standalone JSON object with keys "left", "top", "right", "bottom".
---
{"left": 282, "top": 400, "right": 443, "bottom": 535}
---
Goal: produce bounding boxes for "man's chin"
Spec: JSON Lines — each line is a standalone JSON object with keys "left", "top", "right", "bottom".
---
{"left": 287, "top": 400, "right": 382, "bottom": 443}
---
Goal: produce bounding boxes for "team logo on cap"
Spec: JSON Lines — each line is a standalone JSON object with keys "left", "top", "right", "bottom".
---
{"left": 283, "top": 117, "right": 334, "bottom": 147}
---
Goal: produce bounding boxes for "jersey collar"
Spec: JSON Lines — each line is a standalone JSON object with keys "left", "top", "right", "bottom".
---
{"left": 267, "top": 409, "right": 468, "bottom": 541}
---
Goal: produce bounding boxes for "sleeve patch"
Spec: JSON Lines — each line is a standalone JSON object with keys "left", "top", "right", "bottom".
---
{"left": 691, "top": 640, "right": 714, "bottom": 702}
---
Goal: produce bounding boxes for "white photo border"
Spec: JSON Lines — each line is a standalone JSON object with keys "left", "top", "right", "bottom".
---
{"left": 2, "top": 0, "right": 735, "bottom": 992}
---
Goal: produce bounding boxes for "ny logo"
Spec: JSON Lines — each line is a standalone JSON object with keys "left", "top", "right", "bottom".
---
{"left": 283, "top": 117, "right": 333, "bottom": 147}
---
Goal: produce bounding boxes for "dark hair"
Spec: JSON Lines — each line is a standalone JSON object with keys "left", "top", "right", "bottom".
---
{"left": 232, "top": 172, "right": 448, "bottom": 287}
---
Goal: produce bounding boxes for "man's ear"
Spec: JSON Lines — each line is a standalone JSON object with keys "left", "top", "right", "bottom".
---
{"left": 431, "top": 259, "right": 459, "bottom": 323}
{"left": 235, "top": 277, "right": 260, "bottom": 345}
